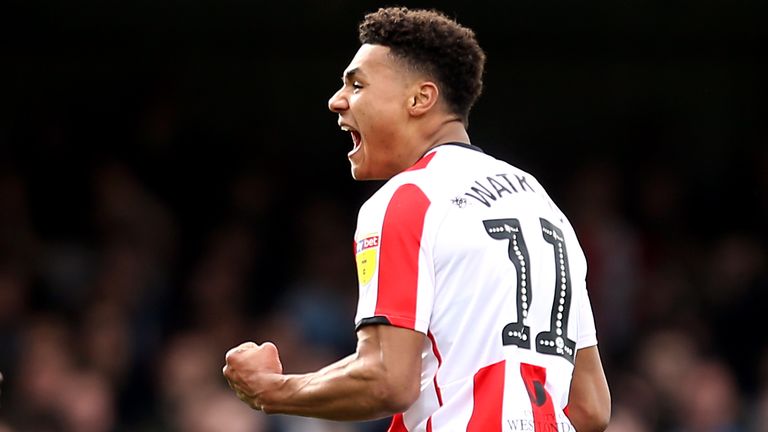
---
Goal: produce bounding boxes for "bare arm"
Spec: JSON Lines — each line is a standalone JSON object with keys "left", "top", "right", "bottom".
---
{"left": 567, "top": 345, "right": 611, "bottom": 431}
{"left": 223, "top": 324, "right": 424, "bottom": 421}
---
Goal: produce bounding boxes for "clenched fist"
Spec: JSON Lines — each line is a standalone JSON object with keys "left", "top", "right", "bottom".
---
{"left": 222, "top": 341, "right": 284, "bottom": 411}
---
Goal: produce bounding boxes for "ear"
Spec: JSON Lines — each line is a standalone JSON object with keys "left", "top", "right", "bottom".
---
{"left": 408, "top": 81, "right": 439, "bottom": 117}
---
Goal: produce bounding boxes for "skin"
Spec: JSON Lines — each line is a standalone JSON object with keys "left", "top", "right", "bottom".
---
{"left": 568, "top": 346, "right": 612, "bottom": 431}
{"left": 222, "top": 325, "right": 424, "bottom": 420}
{"left": 223, "top": 43, "right": 611, "bottom": 429}
{"left": 327, "top": 44, "right": 470, "bottom": 180}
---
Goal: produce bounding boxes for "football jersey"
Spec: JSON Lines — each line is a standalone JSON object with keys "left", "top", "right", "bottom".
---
{"left": 353, "top": 143, "right": 598, "bottom": 432}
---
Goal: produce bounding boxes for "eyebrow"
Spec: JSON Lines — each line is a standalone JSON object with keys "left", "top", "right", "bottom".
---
{"left": 343, "top": 67, "right": 362, "bottom": 82}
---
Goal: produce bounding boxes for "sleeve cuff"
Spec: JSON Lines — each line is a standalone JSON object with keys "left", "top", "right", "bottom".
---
{"left": 355, "top": 316, "right": 393, "bottom": 331}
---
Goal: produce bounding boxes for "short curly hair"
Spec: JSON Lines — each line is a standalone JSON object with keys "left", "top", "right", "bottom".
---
{"left": 359, "top": 7, "right": 486, "bottom": 126}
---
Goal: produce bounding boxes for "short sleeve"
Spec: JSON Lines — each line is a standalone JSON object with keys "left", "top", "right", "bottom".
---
{"left": 354, "top": 183, "right": 434, "bottom": 334}
{"left": 576, "top": 286, "right": 598, "bottom": 349}
{"left": 559, "top": 218, "right": 598, "bottom": 350}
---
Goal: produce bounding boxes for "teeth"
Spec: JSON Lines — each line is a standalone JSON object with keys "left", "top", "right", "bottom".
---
{"left": 341, "top": 126, "right": 350, "bottom": 132}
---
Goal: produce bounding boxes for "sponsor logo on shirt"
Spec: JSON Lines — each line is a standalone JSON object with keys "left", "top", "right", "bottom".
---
{"left": 506, "top": 410, "right": 573, "bottom": 431}
{"left": 355, "top": 235, "right": 379, "bottom": 286}
{"left": 506, "top": 419, "right": 574, "bottom": 431}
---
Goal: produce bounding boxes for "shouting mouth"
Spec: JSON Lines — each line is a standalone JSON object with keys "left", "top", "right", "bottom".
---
{"left": 341, "top": 124, "right": 362, "bottom": 157}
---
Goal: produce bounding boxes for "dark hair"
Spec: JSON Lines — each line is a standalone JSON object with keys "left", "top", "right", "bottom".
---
{"left": 359, "top": 7, "right": 486, "bottom": 126}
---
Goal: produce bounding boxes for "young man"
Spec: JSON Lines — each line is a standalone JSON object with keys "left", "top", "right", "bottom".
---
{"left": 224, "top": 7, "right": 611, "bottom": 431}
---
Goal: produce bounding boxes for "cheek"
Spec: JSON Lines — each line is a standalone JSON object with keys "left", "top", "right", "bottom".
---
{"left": 360, "top": 100, "right": 401, "bottom": 139}
{"left": 357, "top": 88, "right": 403, "bottom": 119}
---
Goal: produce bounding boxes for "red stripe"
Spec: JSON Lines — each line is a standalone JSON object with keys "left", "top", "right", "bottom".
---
{"left": 388, "top": 413, "right": 408, "bottom": 432}
{"left": 376, "top": 184, "right": 430, "bottom": 329}
{"left": 467, "top": 360, "right": 506, "bottom": 432}
{"left": 425, "top": 331, "right": 443, "bottom": 431}
{"left": 520, "top": 363, "right": 557, "bottom": 431}
{"left": 405, "top": 151, "right": 436, "bottom": 172}
{"left": 427, "top": 331, "right": 444, "bottom": 406}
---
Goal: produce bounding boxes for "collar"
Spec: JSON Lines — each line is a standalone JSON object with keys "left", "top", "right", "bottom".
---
{"left": 424, "top": 141, "right": 484, "bottom": 157}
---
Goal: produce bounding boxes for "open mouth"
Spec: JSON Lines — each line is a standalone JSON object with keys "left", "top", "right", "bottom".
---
{"left": 341, "top": 125, "right": 362, "bottom": 157}
{"left": 349, "top": 130, "right": 362, "bottom": 156}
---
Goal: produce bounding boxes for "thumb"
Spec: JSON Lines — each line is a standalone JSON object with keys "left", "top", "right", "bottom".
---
{"left": 259, "top": 342, "right": 283, "bottom": 374}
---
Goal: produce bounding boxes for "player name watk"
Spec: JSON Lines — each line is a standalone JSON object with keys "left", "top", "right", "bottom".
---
{"left": 464, "top": 173, "right": 535, "bottom": 207}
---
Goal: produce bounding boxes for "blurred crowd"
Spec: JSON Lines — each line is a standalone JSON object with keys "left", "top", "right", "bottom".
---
{"left": 1, "top": 141, "right": 766, "bottom": 432}
{"left": 0, "top": 159, "right": 390, "bottom": 432}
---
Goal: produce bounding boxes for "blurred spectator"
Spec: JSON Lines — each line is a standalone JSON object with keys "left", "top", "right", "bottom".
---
{"left": 605, "top": 404, "right": 651, "bottom": 432}
{"left": 674, "top": 359, "right": 745, "bottom": 432}
{"left": 704, "top": 233, "right": 768, "bottom": 395}
{"left": 56, "top": 370, "right": 116, "bottom": 432}
{"left": 10, "top": 314, "right": 76, "bottom": 429}
{"left": 79, "top": 300, "right": 133, "bottom": 386}
{"left": 275, "top": 197, "right": 358, "bottom": 356}
{"left": 563, "top": 161, "right": 643, "bottom": 363}
{"left": 174, "top": 389, "right": 267, "bottom": 432}
{"left": 156, "top": 331, "right": 224, "bottom": 415}
{"left": 749, "top": 391, "right": 768, "bottom": 432}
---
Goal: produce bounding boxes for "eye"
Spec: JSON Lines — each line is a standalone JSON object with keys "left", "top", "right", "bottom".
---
{"left": 352, "top": 82, "right": 364, "bottom": 90}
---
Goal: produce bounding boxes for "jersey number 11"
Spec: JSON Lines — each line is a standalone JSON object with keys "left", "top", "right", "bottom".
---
{"left": 483, "top": 218, "right": 577, "bottom": 364}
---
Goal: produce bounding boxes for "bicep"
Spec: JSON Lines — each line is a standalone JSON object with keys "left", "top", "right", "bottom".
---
{"left": 568, "top": 345, "right": 611, "bottom": 431}
{"left": 571, "top": 346, "right": 609, "bottom": 399}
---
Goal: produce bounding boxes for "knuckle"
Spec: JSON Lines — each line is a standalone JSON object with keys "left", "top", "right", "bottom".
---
{"left": 225, "top": 348, "right": 240, "bottom": 360}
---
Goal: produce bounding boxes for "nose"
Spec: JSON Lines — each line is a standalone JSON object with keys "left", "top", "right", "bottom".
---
{"left": 328, "top": 88, "right": 348, "bottom": 113}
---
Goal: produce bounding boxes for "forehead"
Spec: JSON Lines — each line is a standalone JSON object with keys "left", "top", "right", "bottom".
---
{"left": 343, "top": 44, "right": 399, "bottom": 78}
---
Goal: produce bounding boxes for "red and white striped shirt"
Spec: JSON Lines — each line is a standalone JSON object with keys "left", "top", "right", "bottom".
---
{"left": 353, "top": 143, "right": 597, "bottom": 432}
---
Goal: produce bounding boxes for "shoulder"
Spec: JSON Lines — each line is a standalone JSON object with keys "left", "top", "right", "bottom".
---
{"left": 358, "top": 177, "right": 431, "bottom": 227}
{"left": 393, "top": 144, "right": 493, "bottom": 194}
{"left": 354, "top": 151, "right": 448, "bottom": 231}
{"left": 358, "top": 144, "right": 524, "bottom": 222}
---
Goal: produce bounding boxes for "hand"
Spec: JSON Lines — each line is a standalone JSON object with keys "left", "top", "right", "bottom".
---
{"left": 222, "top": 341, "right": 284, "bottom": 411}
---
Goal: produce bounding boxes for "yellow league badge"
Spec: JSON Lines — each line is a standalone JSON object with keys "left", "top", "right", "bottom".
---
{"left": 355, "top": 235, "right": 379, "bottom": 286}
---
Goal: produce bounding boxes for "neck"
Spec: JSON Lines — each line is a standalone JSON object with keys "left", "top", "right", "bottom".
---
{"left": 392, "top": 117, "right": 469, "bottom": 177}
{"left": 419, "top": 118, "right": 470, "bottom": 157}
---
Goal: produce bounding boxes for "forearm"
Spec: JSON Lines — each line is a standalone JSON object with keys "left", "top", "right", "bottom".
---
{"left": 224, "top": 326, "right": 423, "bottom": 421}
{"left": 259, "top": 353, "right": 407, "bottom": 420}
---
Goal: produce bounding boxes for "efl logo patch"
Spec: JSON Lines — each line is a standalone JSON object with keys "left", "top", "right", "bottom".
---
{"left": 355, "top": 235, "right": 379, "bottom": 286}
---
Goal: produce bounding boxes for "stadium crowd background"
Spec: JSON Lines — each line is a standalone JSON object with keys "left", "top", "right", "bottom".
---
{"left": 1, "top": 0, "right": 766, "bottom": 430}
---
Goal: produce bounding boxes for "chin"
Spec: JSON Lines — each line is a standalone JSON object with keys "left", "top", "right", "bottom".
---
{"left": 350, "top": 162, "right": 390, "bottom": 181}
{"left": 352, "top": 166, "right": 382, "bottom": 181}
{"left": 351, "top": 169, "right": 369, "bottom": 181}
{"left": 350, "top": 165, "right": 364, "bottom": 180}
